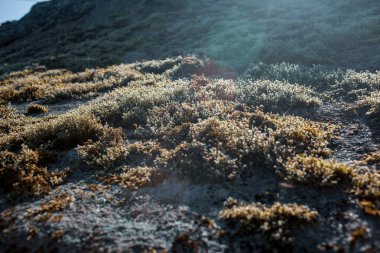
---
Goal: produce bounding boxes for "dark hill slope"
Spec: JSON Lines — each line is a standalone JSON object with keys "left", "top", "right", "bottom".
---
{"left": 0, "top": 0, "right": 379, "bottom": 74}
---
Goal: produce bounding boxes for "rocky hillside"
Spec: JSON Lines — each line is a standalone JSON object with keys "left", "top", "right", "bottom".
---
{"left": 0, "top": 1, "right": 379, "bottom": 252}
{"left": 0, "top": 0, "right": 380, "bottom": 74}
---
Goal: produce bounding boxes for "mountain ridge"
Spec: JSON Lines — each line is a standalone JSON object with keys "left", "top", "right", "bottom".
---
{"left": 0, "top": 0, "right": 379, "bottom": 74}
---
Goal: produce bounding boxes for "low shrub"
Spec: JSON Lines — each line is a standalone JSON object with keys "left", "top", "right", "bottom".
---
{"left": 77, "top": 127, "right": 127, "bottom": 169}
{"left": 352, "top": 171, "right": 380, "bottom": 216}
{"left": 361, "top": 150, "right": 380, "bottom": 166}
{"left": 27, "top": 104, "right": 49, "bottom": 114}
{"left": 23, "top": 112, "right": 104, "bottom": 150}
{"left": 285, "top": 155, "right": 353, "bottom": 187}
{"left": 243, "top": 62, "right": 343, "bottom": 89}
{"left": 157, "top": 117, "right": 274, "bottom": 182}
{"left": 219, "top": 198, "right": 318, "bottom": 244}
{"left": 237, "top": 79, "right": 321, "bottom": 113}
{"left": 157, "top": 109, "right": 336, "bottom": 182}
{"left": 190, "top": 75, "right": 237, "bottom": 101}
{"left": 0, "top": 146, "right": 69, "bottom": 196}
{"left": 124, "top": 141, "right": 162, "bottom": 167}
{"left": 116, "top": 166, "right": 164, "bottom": 190}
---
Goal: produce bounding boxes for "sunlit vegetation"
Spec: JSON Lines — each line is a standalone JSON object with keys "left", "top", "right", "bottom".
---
{"left": 157, "top": 109, "right": 335, "bottom": 182}
{"left": 77, "top": 127, "right": 127, "bottom": 169}
{"left": 237, "top": 79, "right": 321, "bottom": 112}
{"left": 102, "top": 166, "right": 164, "bottom": 190}
{"left": 355, "top": 92, "right": 380, "bottom": 121}
{"left": 352, "top": 170, "right": 380, "bottom": 216}
{"left": 0, "top": 57, "right": 201, "bottom": 104}
{"left": 0, "top": 57, "right": 339, "bottom": 191}
{"left": 219, "top": 198, "right": 318, "bottom": 245}
{"left": 27, "top": 104, "right": 48, "bottom": 114}
{"left": 0, "top": 56, "right": 379, "bottom": 251}
{"left": 0, "top": 146, "right": 69, "bottom": 196}
{"left": 361, "top": 150, "right": 380, "bottom": 166}
{"left": 0, "top": 0, "right": 379, "bottom": 250}
{"left": 285, "top": 155, "right": 353, "bottom": 187}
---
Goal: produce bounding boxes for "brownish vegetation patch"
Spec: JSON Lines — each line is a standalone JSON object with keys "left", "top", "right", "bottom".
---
{"left": 352, "top": 171, "right": 380, "bottom": 216}
{"left": 77, "top": 127, "right": 127, "bottom": 169}
{"left": 27, "top": 104, "right": 48, "bottom": 114}
{"left": 0, "top": 146, "right": 69, "bottom": 196}
{"left": 219, "top": 198, "right": 318, "bottom": 244}
{"left": 285, "top": 155, "right": 353, "bottom": 187}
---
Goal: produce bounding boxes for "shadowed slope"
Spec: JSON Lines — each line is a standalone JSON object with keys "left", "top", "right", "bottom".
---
{"left": 0, "top": 0, "right": 379, "bottom": 74}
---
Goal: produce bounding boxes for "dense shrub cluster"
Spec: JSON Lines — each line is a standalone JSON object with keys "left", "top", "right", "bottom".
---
{"left": 124, "top": 141, "right": 162, "bottom": 167}
{"left": 156, "top": 106, "right": 336, "bottom": 182}
{"left": 2, "top": 56, "right": 378, "bottom": 219}
{"left": 0, "top": 57, "right": 201, "bottom": 104}
{"left": 244, "top": 63, "right": 380, "bottom": 102}
{"left": 355, "top": 92, "right": 380, "bottom": 116}
{"left": 243, "top": 62, "right": 343, "bottom": 89}
{"left": 285, "top": 155, "right": 353, "bottom": 187}
{"left": 22, "top": 113, "right": 104, "bottom": 150}
{"left": 0, "top": 146, "right": 68, "bottom": 196}
{"left": 219, "top": 198, "right": 318, "bottom": 244}
{"left": 352, "top": 171, "right": 380, "bottom": 216}
{"left": 237, "top": 79, "right": 321, "bottom": 112}
{"left": 190, "top": 75, "right": 237, "bottom": 102}
{"left": 113, "top": 166, "right": 164, "bottom": 190}
{"left": 77, "top": 127, "right": 127, "bottom": 169}
{"left": 158, "top": 116, "right": 273, "bottom": 182}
